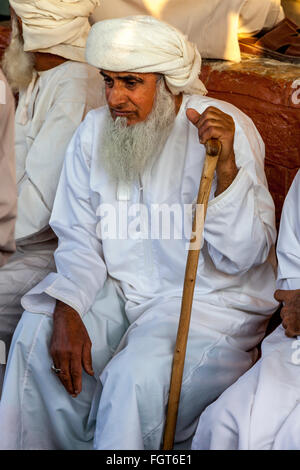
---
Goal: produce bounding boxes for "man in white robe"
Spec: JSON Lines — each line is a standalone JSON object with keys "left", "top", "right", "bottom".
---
{"left": 0, "top": 16, "right": 278, "bottom": 450}
{"left": 192, "top": 170, "right": 300, "bottom": 451}
{"left": 0, "top": 0, "right": 105, "bottom": 386}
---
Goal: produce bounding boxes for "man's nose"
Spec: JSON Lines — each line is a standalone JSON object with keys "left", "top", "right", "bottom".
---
{"left": 107, "top": 84, "right": 127, "bottom": 108}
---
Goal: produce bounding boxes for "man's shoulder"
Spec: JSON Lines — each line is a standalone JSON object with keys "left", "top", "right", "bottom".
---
{"left": 184, "top": 94, "right": 253, "bottom": 125}
{"left": 77, "top": 106, "right": 108, "bottom": 137}
{"left": 40, "top": 61, "right": 103, "bottom": 106}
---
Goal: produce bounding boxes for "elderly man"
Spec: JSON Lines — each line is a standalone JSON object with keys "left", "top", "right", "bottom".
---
{"left": 0, "top": 16, "right": 277, "bottom": 450}
{"left": 192, "top": 170, "right": 300, "bottom": 451}
{"left": 0, "top": 0, "right": 106, "bottom": 387}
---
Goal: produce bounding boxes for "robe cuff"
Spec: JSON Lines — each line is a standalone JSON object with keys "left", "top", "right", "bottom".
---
{"left": 207, "top": 167, "right": 248, "bottom": 213}
{"left": 276, "top": 278, "right": 300, "bottom": 291}
{"left": 21, "top": 272, "right": 95, "bottom": 318}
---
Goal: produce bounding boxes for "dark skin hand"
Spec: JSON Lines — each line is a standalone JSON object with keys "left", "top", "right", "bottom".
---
{"left": 186, "top": 106, "right": 238, "bottom": 196}
{"left": 274, "top": 289, "right": 300, "bottom": 337}
{"left": 50, "top": 301, "right": 94, "bottom": 397}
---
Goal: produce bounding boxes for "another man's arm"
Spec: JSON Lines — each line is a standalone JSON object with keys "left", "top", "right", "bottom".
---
{"left": 0, "top": 70, "right": 17, "bottom": 266}
{"left": 186, "top": 105, "right": 276, "bottom": 275}
{"left": 274, "top": 171, "right": 300, "bottom": 337}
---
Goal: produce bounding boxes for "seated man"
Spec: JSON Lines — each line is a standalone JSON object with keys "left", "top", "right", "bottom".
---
{"left": 192, "top": 170, "right": 300, "bottom": 450}
{"left": 0, "top": 0, "right": 105, "bottom": 386}
{"left": 0, "top": 16, "right": 278, "bottom": 450}
{"left": 0, "top": 68, "right": 17, "bottom": 268}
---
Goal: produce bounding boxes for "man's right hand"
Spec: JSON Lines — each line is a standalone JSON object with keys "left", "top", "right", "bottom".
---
{"left": 274, "top": 289, "right": 300, "bottom": 338}
{"left": 50, "top": 301, "right": 94, "bottom": 397}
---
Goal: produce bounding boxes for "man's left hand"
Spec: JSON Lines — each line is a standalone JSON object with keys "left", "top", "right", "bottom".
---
{"left": 186, "top": 106, "right": 238, "bottom": 196}
{"left": 274, "top": 289, "right": 300, "bottom": 337}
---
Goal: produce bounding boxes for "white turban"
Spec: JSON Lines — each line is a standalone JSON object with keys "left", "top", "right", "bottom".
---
{"left": 86, "top": 16, "right": 207, "bottom": 96}
{"left": 9, "top": 0, "right": 100, "bottom": 62}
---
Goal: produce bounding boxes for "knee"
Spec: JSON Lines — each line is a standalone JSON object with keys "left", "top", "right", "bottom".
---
{"left": 102, "top": 346, "right": 168, "bottom": 394}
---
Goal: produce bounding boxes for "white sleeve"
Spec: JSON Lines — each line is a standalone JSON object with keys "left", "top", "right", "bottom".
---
{"left": 276, "top": 171, "right": 300, "bottom": 291}
{"left": 15, "top": 101, "right": 94, "bottom": 240}
{"left": 203, "top": 113, "right": 277, "bottom": 275}
{"left": 22, "top": 114, "right": 107, "bottom": 318}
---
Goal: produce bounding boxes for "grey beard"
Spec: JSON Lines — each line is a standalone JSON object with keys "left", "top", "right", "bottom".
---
{"left": 101, "top": 79, "right": 177, "bottom": 184}
{"left": 2, "top": 17, "right": 35, "bottom": 93}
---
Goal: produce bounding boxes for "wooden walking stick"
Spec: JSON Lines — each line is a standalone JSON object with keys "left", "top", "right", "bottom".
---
{"left": 162, "top": 138, "right": 222, "bottom": 450}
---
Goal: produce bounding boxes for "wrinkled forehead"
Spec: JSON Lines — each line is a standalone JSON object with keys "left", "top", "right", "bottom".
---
{"left": 100, "top": 70, "right": 161, "bottom": 81}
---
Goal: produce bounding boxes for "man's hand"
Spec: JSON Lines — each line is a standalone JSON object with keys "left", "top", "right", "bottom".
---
{"left": 50, "top": 301, "right": 94, "bottom": 397}
{"left": 186, "top": 106, "right": 238, "bottom": 196}
{"left": 274, "top": 289, "right": 300, "bottom": 337}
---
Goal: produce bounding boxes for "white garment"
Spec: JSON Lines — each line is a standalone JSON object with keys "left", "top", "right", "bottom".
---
{"left": 192, "top": 170, "right": 300, "bottom": 450}
{"left": 0, "top": 61, "right": 104, "bottom": 391}
{"left": 0, "top": 238, "right": 56, "bottom": 394}
{"left": 1, "top": 93, "right": 278, "bottom": 450}
{"left": 86, "top": 16, "right": 207, "bottom": 96}
{"left": 9, "top": 0, "right": 100, "bottom": 62}
{"left": 15, "top": 60, "right": 104, "bottom": 241}
{"left": 191, "top": 325, "right": 300, "bottom": 450}
{"left": 0, "top": 69, "right": 17, "bottom": 267}
{"left": 91, "top": 0, "right": 284, "bottom": 62}
{"left": 0, "top": 278, "right": 129, "bottom": 450}
{"left": 0, "top": 69, "right": 17, "bottom": 392}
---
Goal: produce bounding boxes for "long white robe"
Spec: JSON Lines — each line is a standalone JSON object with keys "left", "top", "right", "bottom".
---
{"left": 192, "top": 170, "right": 300, "bottom": 450}
{"left": 91, "top": 0, "right": 284, "bottom": 62}
{"left": 0, "top": 61, "right": 104, "bottom": 382}
{"left": 0, "top": 94, "right": 278, "bottom": 450}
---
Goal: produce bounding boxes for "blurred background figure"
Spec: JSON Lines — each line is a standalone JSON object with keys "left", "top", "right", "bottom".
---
{"left": 0, "top": 0, "right": 102, "bottom": 393}
{"left": 0, "top": 66, "right": 17, "bottom": 391}
{"left": 0, "top": 67, "right": 16, "bottom": 266}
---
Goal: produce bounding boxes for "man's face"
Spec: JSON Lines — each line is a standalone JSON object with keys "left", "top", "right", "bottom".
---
{"left": 101, "top": 70, "right": 159, "bottom": 126}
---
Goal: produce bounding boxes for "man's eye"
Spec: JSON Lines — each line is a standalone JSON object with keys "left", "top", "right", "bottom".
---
{"left": 126, "top": 81, "right": 137, "bottom": 88}
{"left": 104, "top": 79, "right": 113, "bottom": 87}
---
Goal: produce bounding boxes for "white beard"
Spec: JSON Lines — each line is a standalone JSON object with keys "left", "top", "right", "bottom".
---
{"left": 101, "top": 79, "right": 177, "bottom": 184}
{"left": 2, "top": 16, "right": 35, "bottom": 93}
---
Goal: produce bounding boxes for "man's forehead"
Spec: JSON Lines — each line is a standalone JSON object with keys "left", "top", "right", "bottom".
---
{"left": 100, "top": 70, "right": 158, "bottom": 80}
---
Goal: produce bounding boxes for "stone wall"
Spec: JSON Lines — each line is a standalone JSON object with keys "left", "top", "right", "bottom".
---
{"left": 200, "top": 55, "right": 300, "bottom": 227}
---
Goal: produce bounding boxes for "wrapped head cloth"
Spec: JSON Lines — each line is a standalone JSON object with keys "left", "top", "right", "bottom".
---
{"left": 9, "top": 0, "right": 100, "bottom": 62}
{"left": 86, "top": 16, "right": 207, "bottom": 96}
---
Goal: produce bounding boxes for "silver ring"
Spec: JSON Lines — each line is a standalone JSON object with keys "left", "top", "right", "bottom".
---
{"left": 51, "top": 364, "right": 61, "bottom": 374}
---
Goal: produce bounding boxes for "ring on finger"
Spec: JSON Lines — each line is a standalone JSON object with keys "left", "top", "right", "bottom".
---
{"left": 51, "top": 364, "right": 62, "bottom": 374}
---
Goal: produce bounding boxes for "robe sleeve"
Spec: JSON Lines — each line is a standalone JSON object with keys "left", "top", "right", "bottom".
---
{"left": 0, "top": 73, "right": 17, "bottom": 266}
{"left": 15, "top": 100, "right": 96, "bottom": 241}
{"left": 21, "top": 113, "right": 107, "bottom": 318}
{"left": 203, "top": 111, "right": 277, "bottom": 275}
{"left": 276, "top": 171, "right": 300, "bottom": 291}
